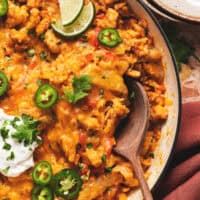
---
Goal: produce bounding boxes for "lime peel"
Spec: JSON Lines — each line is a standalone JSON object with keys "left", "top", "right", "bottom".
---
{"left": 52, "top": 2, "right": 95, "bottom": 38}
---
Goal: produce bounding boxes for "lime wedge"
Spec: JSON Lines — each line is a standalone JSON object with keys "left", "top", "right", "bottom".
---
{"left": 58, "top": 0, "right": 84, "bottom": 26}
{"left": 52, "top": 2, "right": 95, "bottom": 38}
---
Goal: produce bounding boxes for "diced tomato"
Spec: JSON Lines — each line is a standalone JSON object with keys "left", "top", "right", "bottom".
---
{"left": 103, "top": 138, "right": 115, "bottom": 155}
{"left": 88, "top": 27, "right": 101, "bottom": 47}
{"left": 28, "top": 55, "right": 38, "bottom": 70}
{"left": 79, "top": 132, "right": 87, "bottom": 146}
{"left": 86, "top": 53, "right": 93, "bottom": 62}
{"left": 158, "top": 84, "right": 166, "bottom": 92}
{"left": 104, "top": 51, "right": 116, "bottom": 62}
{"left": 96, "top": 13, "right": 105, "bottom": 19}
{"left": 80, "top": 163, "right": 89, "bottom": 175}
{"left": 87, "top": 97, "right": 98, "bottom": 108}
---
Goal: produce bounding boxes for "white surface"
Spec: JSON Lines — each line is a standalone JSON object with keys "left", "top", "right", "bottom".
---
{"left": 153, "top": 0, "right": 200, "bottom": 19}
{"left": 0, "top": 109, "right": 38, "bottom": 177}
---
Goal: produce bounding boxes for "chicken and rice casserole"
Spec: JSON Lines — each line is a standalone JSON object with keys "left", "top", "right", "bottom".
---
{"left": 0, "top": 0, "right": 168, "bottom": 199}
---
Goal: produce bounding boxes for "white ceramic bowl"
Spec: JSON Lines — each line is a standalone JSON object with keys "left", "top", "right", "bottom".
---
{"left": 127, "top": 1, "right": 181, "bottom": 199}
{"left": 151, "top": 0, "right": 200, "bottom": 23}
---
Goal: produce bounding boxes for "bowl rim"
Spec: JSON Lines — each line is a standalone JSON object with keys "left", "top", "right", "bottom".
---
{"left": 135, "top": 0, "right": 182, "bottom": 192}
{"left": 151, "top": 0, "right": 200, "bottom": 23}
{"left": 140, "top": 0, "right": 200, "bottom": 23}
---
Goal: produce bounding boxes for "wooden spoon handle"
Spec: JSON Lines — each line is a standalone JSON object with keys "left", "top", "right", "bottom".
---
{"left": 130, "top": 156, "right": 153, "bottom": 200}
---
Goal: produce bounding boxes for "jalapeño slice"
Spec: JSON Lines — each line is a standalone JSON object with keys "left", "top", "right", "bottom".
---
{"left": 98, "top": 28, "right": 122, "bottom": 48}
{"left": 31, "top": 185, "right": 53, "bottom": 200}
{"left": 0, "top": 71, "right": 8, "bottom": 96}
{"left": 34, "top": 84, "right": 58, "bottom": 109}
{"left": 32, "top": 161, "right": 52, "bottom": 186}
{"left": 53, "top": 168, "right": 82, "bottom": 199}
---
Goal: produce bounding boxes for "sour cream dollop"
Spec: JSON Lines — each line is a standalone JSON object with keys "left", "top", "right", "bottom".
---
{"left": 0, "top": 109, "right": 39, "bottom": 177}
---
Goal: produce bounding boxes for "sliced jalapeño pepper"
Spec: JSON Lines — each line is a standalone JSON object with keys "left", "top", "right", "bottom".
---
{"left": 53, "top": 169, "right": 82, "bottom": 199}
{"left": 98, "top": 28, "right": 122, "bottom": 48}
{"left": 0, "top": 0, "right": 8, "bottom": 17}
{"left": 32, "top": 161, "right": 52, "bottom": 186}
{"left": 0, "top": 71, "right": 8, "bottom": 96}
{"left": 31, "top": 185, "right": 53, "bottom": 200}
{"left": 34, "top": 84, "right": 58, "bottom": 109}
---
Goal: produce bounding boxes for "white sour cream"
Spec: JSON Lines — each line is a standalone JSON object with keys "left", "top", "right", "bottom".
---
{"left": 0, "top": 109, "right": 38, "bottom": 177}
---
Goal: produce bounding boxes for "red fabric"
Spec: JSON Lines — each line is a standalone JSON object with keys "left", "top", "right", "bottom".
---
{"left": 154, "top": 101, "right": 200, "bottom": 200}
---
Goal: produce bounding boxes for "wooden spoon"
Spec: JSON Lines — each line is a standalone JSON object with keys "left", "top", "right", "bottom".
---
{"left": 114, "top": 78, "right": 153, "bottom": 200}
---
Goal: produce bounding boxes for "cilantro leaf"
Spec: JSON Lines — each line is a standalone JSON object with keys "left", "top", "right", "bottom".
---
{"left": 12, "top": 114, "right": 41, "bottom": 146}
{"left": 65, "top": 75, "right": 92, "bottom": 104}
{"left": 0, "top": 127, "right": 9, "bottom": 140}
{"left": 6, "top": 151, "right": 15, "bottom": 161}
{"left": 3, "top": 143, "right": 11, "bottom": 151}
{"left": 73, "top": 75, "right": 92, "bottom": 92}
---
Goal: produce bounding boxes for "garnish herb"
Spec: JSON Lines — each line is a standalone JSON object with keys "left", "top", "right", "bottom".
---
{"left": 39, "top": 34, "right": 45, "bottom": 40}
{"left": 11, "top": 114, "right": 41, "bottom": 146}
{"left": 105, "top": 166, "right": 112, "bottom": 173}
{"left": 2, "top": 166, "right": 10, "bottom": 174}
{"left": 149, "top": 152, "right": 155, "bottom": 159}
{"left": 101, "top": 154, "right": 106, "bottom": 163}
{"left": 105, "top": 186, "right": 111, "bottom": 193}
{"left": 36, "top": 79, "right": 42, "bottom": 86}
{"left": 86, "top": 143, "right": 93, "bottom": 149}
{"left": 99, "top": 88, "right": 104, "bottom": 95}
{"left": 3, "top": 143, "right": 11, "bottom": 150}
{"left": 6, "top": 151, "right": 15, "bottom": 161}
{"left": 65, "top": 75, "right": 92, "bottom": 104}
{"left": 40, "top": 52, "right": 47, "bottom": 60}
{"left": 0, "top": 127, "right": 9, "bottom": 140}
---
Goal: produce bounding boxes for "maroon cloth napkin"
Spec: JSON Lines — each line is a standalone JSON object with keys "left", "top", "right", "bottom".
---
{"left": 154, "top": 101, "right": 200, "bottom": 200}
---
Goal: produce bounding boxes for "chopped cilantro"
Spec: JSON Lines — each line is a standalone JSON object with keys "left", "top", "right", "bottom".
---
{"left": 39, "top": 34, "right": 45, "bottom": 40}
{"left": 86, "top": 143, "right": 93, "bottom": 149}
{"left": 3, "top": 143, "right": 11, "bottom": 151}
{"left": 99, "top": 89, "right": 104, "bottom": 95}
{"left": 0, "top": 127, "right": 9, "bottom": 140}
{"left": 105, "top": 167, "right": 112, "bottom": 173}
{"left": 65, "top": 75, "right": 92, "bottom": 104}
{"left": 40, "top": 51, "right": 47, "bottom": 60}
{"left": 6, "top": 151, "right": 15, "bottom": 161}
{"left": 36, "top": 79, "right": 42, "bottom": 86}
{"left": 149, "top": 152, "right": 155, "bottom": 159}
{"left": 2, "top": 166, "right": 10, "bottom": 174}
{"left": 105, "top": 186, "right": 111, "bottom": 192}
{"left": 11, "top": 114, "right": 41, "bottom": 146}
{"left": 101, "top": 154, "right": 106, "bottom": 163}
